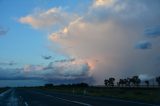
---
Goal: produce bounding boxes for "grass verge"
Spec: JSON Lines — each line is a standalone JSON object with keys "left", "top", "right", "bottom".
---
{"left": 34, "top": 86, "right": 160, "bottom": 104}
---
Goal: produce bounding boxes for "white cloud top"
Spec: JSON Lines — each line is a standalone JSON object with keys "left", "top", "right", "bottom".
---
{"left": 15, "top": 0, "right": 160, "bottom": 84}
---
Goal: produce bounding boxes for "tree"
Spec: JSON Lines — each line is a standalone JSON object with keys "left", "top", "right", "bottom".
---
{"left": 131, "top": 76, "right": 141, "bottom": 87}
{"left": 104, "top": 77, "right": 115, "bottom": 87}
{"left": 118, "top": 78, "right": 131, "bottom": 87}
{"left": 104, "top": 79, "right": 109, "bottom": 87}
{"left": 145, "top": 80, "right": 149, "bottom": 87}
{"left": 126, "top": 78, "right": 131, "bottom": 87}
{"left": 118, "top": 79, "right": 125, "bottom": 87}
{"left": 45, "top": 83, "right": 54, "bottom": 88}
{"left": 156, "top": 76, "right": 160, "bottom": 86}
{"left": 124, "top": 78, "right": 131, "bottom": 87}
{"left": 72, "top": 83, "right": 89, "bottom": 87}
{"left": 108, "top": 77, "right": 115, "bottom": 87}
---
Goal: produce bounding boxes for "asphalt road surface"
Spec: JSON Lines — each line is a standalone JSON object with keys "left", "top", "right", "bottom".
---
{"left": 0, "top": 88, "right": 159, "bottom": 106}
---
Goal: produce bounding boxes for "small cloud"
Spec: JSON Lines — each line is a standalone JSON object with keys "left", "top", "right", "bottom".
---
{"left": 42, "top": 55, "right": 52, "bottom": 60}
{"left": 135, "top": 41, "right": 152, "bottom": 50}
{"left": 0, "top": 67, "right": 21, "bottom": 79}
{"left": 0, "top": 27, "right": 9, "bottom": 36}
{"left": 0, "top": 61, "right": 17, "bottom": 66}
{"left": 54, "top": 58, "right": 75, "bottom": 63}
{"left": 23, "top": 64, "right": 44, "bottom": 72}
{"left": 144, "top": 25, "right": 160, "bottom": 38}
{"left": 93, "top": 0, "right": 115, "bottom": 7}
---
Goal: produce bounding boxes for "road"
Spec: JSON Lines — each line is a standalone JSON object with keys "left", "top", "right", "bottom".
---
{"left": 0, "top": 88, "right": 159, "bottom": 106}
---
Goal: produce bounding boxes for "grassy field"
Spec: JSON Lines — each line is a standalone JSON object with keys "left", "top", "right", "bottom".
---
{"left": 0, "top": 87, "right": 9, "bottom": 94}
{"left": 35, "top": 86, "right": 160, "bottom": 104}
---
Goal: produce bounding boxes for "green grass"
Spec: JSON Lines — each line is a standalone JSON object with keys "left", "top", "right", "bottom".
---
{"left": 87, "top": 87, "right": 160, "bottom": 103}
{"left": 35, "top": 86, "right": 160, "bottom": 104}
{"left": 0, "top": 87, "right": 9, "bottom": 94}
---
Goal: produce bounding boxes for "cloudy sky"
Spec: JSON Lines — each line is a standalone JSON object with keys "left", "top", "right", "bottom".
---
{"left": 0, "top": 0, "right": 160, "bottom": 86}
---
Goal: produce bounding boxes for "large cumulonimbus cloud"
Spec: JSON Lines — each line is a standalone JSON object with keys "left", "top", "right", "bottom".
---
{"left": 18, "top": 0, "right": 160, "bottom": 84}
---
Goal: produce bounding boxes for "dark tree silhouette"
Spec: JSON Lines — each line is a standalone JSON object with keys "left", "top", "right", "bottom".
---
{"left": 109, "top": 77, "right": 115, "bottom": 87}
{"left": 156, "top": 76, "right": 160, "bottom": 86}
{"left": 72, "top": 83, "right": 89, "bottom": 87}
{"left": 131, "top": 76, "right": 141, "bottom": 87}
{"left": 117, "top": 82, "right": 120, "bottom": 87}
{"left": 45, "top": 83, "right": 54, "bottom": 87}
{"left": 59, "top": 83, "right": 89, "bottom": 87}
{"left": 118, "top": 79, "right": 125, "bottom": 87}
{"left": 145, "top": 80, "right": 149, "bottom": 87}
{"left": 118, "top": 78, "right": 131, "bottom": 87}
{"left": 104, "top": 79, "right": 109, "bottom": 87}
{"left": 125, "top": 78, "right": 131, "bottom": 87}
{"left": 123, "top": 79, "right": 127, "bottom": 86}
{"left": 104, "top": 77, "right": 115, "bottom": 87}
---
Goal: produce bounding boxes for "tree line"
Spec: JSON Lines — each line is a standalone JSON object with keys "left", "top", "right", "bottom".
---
{"left": 44, "top": 82, "right": 89, "bottom": 88}
{"left": 104, "top": 76, "right": 160, "bottom": 87}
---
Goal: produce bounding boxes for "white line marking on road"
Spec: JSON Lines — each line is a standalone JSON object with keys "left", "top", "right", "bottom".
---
{"left": 53, "top": 96, "right": 91, "bottom": 106}
{"left": 25, "top": 101, "right": 28, "bottom": 106}
{"left": 34, "top": 92, "right": 92, "bottom": 106}
{"left": 7, "top": 89, "right": 18, "bottom": 106}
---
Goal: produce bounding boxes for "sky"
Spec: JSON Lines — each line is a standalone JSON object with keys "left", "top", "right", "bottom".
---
{"left": 0, "top": 0, "right": 160, "bottom": 87}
